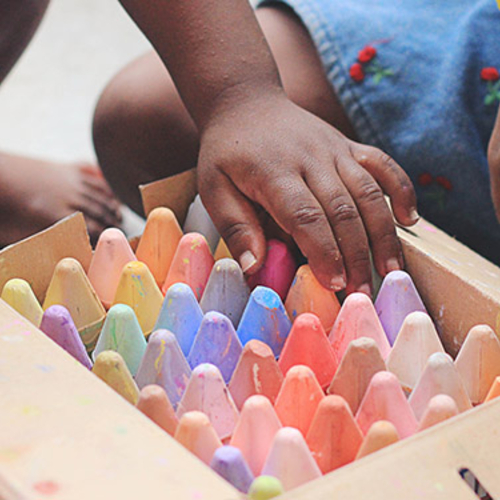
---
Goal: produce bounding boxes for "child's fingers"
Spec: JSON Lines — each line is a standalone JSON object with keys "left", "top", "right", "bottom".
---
{"left": 350, "top": 143, "right": 419, "bottom": 226}
{"left": 336, "top": 158, "right": 404, "bottom": 277}
{"left": 198, "top": 169, "right": 266, "bottom": 274}
{"left": 253, "top": 174, "right": 346, "bottom": 291}
{"left": 304, "top": 163, "right": 372, "bottom": 294}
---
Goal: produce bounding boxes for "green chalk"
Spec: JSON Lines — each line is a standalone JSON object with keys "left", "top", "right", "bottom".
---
{"left": 248, "top": 476, "right": 284, "bottom": 499}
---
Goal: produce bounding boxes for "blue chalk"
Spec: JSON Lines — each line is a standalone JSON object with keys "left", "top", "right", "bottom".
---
{"left": 154, "top": 283, "right": 204, "bottom": 357}
{"left": 210, "top": 446, "right": 255, "bottom": 493}
{"left": 188, "top": 311, "right": 243, "bottom": 382}
{"left": 237, "top": 286, "right": 292, "bottom": 357}
{"left": 135, "top": 329, "right": 192, "bottom": 409}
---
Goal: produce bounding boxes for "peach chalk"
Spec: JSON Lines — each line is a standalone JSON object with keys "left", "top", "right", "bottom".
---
{"left": 228, "top": 340, "right": 284, "bottom": 410}
{"left": 214, "top": 238, "right": 233, "bottom": 261}
{"left": 306, "top": 395, "right": 363, "bottom": 473}
{"left": 136, "top": 385, "right": 178, "bottom": 436}
{"left": 455, "top": 325, "right": 500, "bottom": 404}
{"left": 356, "top": 371, "right": 418, "bottom": 439}
{"left": 285, "top": 264, "right": 341, "bottom": 331}
{"left": 329, "top": 293, "right": 390, "bottom": 362}
{"left": 162, "top": 232, "right": 214, "bottom": 300}
{"left": 174, "top": 411, "right": 222, "bottom": 465}
{"left": 135, "top": 207, "right": 183, "bottom": 287}
{"left": 355, "top": 421, "right": 399, "bottom": 460}
{"left": 328, "top": 337, "right": 386, "bottom": 414}
{"left": 386, "top": 312, "right": 444, "bottom": 395}
{"left": 274, "top": 365, "right": 324, "bottom": 437}
{"left": 278, "top": 312, "right": 337, "bottom": 389}
{"left": 417, "top": 394, "right": 459, "bottom": 431}
{"left": 409, "top": 353, "right": 472, "bottom": 420}
{"left": 230, "top": 395, "right": 282, "bottom": 476}
{"left": 87, "top": 228, "right": 136, "bottom": 308}
{"left": 261, "top": 427, "right": 321, "bottom": 491}
{"left": 43, "top": 257, "right": 105, "bottom": 350}
{"left": 176, "top": 363, "right": 239, "bottom": 441}
{"left": 112, "top": 261, "right": 163, "bottom": 337}
{"left": 485, "top": 376, "right": 500, "bottom": 403}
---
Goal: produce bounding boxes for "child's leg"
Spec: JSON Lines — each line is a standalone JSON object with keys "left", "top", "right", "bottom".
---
{"left": 93, "top": 5, "right": 356, "bottom": 216}
{"left": 0, "top": 0, "right": 122, "bottom": 245}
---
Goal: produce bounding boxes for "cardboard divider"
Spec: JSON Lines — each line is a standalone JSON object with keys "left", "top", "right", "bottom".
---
{"left": 0, "top": 213, "right": 92, "bottom": 303}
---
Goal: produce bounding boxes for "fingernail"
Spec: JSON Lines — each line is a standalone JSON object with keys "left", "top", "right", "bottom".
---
{"left": 385, "top": 257, "right": 401, "bottom": 274}
{"left": 239, "top": 251, "right": 258, "bottom": 273}
{"left": 357, "top": 283, "right": 372, "bottom": 297}
{"left": 330, "top": 275, "right": 346, "bottom": 292}
{"left": 409, "top": 208, "right": 420, "bottom": 223}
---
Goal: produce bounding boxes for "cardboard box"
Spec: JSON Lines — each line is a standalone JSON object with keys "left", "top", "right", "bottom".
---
{"left": 0, "top": 176, "right": 499, "bottom": 499}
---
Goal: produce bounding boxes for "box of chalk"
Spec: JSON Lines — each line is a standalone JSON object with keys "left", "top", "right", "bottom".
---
{"left": 0, "top": 168, "right": 499, "bottom": 500}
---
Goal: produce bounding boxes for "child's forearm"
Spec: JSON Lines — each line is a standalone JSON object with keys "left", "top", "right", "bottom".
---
{"left": 119, "top": 0, "right": 284, "bottom": 130}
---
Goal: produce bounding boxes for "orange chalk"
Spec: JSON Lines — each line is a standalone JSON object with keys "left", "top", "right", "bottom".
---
{"left": 87, "top": 228, "right": 136, "bottom": 308}
{"left": 162, "top": 232, "right": 215, "bottom": 300}
{"left": 328, "top": 337, "right": 386, "bottom": 414}
{"left": 356, "top": 371, "right": 418, "bottom": 439}
{"left": 43, "top": 257, "right": 106, "bottom": 350}
{"left": 136, "top": 385, "right": 178, "bottom": 436}
{"left": 278, "top": 313, "right": 337, "bottom": 389}
{"left": 274, "top": 365, "right": 325, "bottom": 437}
{"left": 174, "top": 411, "right": 222, "bottom": 465}
{"left": 455, "top": 325, "right": 500, "bottom": 405}
{"left": 285, "top": 264, "right": 340, "bottom": 331}
{"left": 417, "top": 394, "right": 459, "bottom": 431}
{"left": 355, "top": 421, "right": 399, "bottom": 460}
{"left": 228, "top": 340, "right": 284, "bottom": 410}
{"left": 386, "top": 312, "right": 444, "bottom": 395}
{"left": 214, "top": 238, "right": 233, "bottom": 261}
{"left": 112, "top": 261, "right": 163, "bottom": 337}
{"left": 230, "top": 395, "right": 282, "bottom": 476}
{"left": 329, "top": 293, "right": 390, "bottom": 362}
{"left": 409, "top": 353, "right": 472, "bottom": 420}
{"left": 485, "top": 376, "right": 500, "bottom": 403}
{"left": 306, "top": 395, "right": 363, "bottom": 473}
{"left": 135, "top": 207, "right": 183, "bottom": 287}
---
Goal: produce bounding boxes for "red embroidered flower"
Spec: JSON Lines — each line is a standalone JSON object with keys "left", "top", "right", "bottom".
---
{"left": 435, "top": 175, "right": 453, "bottom": 191}
{"left": 480, "top": 67, "right": 500, "bottom": 81}
{"left": 358, "top": 46, "right": 377, "bottom": 63}
{"left": 350, "top": 63, "right": 365, "bottom": 82}
{"left": 418, "top": 172, "right": 433, "bottom": 187}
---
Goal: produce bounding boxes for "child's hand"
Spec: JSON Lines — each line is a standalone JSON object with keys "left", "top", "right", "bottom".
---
{"left": 198, "top": 93, "right": 418, "bottom": 294}
{"left": 487, "top": 106, "right": 500, "bottom": 223}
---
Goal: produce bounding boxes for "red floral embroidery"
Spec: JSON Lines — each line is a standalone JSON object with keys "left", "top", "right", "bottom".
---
{"left": 481, "top": 67, "right": 500, "bottom": 105}
{"left": 358, "top": 46, "right": 377, "bottom": 63}
{"left": 349, "top": 63, "right": 365, "bottom": 82}
{"left": 481, "top": 67, "right": 500, "bottom": 82}
{"left": 418, "top": 172, "right": 433, "bottom": 187}
{"left": 435, "top": 175, "right": 452, "bottom": 191}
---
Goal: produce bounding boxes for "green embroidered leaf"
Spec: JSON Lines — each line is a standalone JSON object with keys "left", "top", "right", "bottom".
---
{"left": 485, "top": 93, "right": 496, "bottom": 106}
{"left": 373, "top": 73, "right": 383, "bottom": 84}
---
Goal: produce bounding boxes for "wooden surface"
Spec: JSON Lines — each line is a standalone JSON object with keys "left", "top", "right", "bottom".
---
{"left": 0, "top": 301, "right": 240, "bottom": 500}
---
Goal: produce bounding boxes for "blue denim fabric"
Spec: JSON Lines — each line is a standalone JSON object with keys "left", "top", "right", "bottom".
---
{"left": 259, "top": 0, "right": 500, "bottom": 263}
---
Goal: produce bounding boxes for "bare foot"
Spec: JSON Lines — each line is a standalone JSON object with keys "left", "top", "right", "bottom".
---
{"left": 0, "top": 153, "right": 122, "bottom": 246}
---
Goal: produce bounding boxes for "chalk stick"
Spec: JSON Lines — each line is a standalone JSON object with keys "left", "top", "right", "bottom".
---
{"left": 355, "top": 421, "right": 399, "bottom": 460}
{"left": 1, "top": 278, "right": 43, "bottom": 327}
{"left": 135, "top": 329, "right": 192, "bottom": 409}
{"left": 248, "top": 476, "right": 284, "bottom": 500}
{"left": 210, "top": 446, "right": 254, "bottom": 493}
{"left": 136, "top": 384, "right": 178, "bottom": 436}
{"left": 183, "top": 194, "right": 220, "bottom": 253}
{"left": 87, "top": 228, "right": 136, "bottom": 308}
{"left": 417, "top": 394, "right": 459, "bottom": 431}
{"left": 284, "top": 264, "right": 340, "bottom": 331}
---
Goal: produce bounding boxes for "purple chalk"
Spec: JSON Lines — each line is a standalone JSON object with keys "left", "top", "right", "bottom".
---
{"left": 210, "top": 446, "right": 255, "bottom": 493}
{"left": 40, "top": 305, "right": 93, "bottom": 369}
{"left": 188, "top": 311, "right": 243, "bottom": 383}
{"left": 374, "top": 270, "right": 427, "bottom": 345}
{"left": 135, "top": 329, "right": 192, "bottom": 409}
